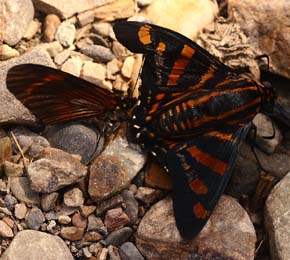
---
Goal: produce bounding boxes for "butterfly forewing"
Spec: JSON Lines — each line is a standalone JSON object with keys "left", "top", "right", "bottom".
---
{"left": 6, "top": 64, "right": 117, "bottom": 124}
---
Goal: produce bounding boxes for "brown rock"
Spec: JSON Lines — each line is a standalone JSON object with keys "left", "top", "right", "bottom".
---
{"left": 4, "top": 161, "right": 24, "bottom": 177}
{"left": 80, "top": 205, "right": 96, "bottom": 218}
{"left": 135, "top": 187, "right": 161, "bottom": 205}
{"left": 41, "top": 192, "right": 59, "bottom": 212}
{"left": 0, "top": 220, "right": 14, "bottom": 238}
{"left": 95, "top": 194, "right": 123, "bottom": 216}
{"left": 60, "top": 226, "right": 85, "bottom": 241}
{"left": 63, "top": 188, "right": 84, "bottom": 207}
{"left": 136, "top": 196, "right": 256, "bottom": 260}
{"left": 84, "top": 231, "right": 103, "bottom": 242}
{"left": 43, "top": 14, "right": 61, "bottom": 43}
{"left": 72, "top": 213, "right": 88, "bottom": 229}
{"left": 0, "top": 137, "right": 12, "bottom": 174}
{"left": 104, "top": 207, "right": 130, "bottom": 231}
{"left": 14, "top": 203, "right": 28, "bottom": 219}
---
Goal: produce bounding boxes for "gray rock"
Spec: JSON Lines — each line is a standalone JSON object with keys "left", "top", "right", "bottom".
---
{"left": 63, "top": 188, "right": 84, "bottom": 207}
{"left": 25, "top": 207, "right": 45, "bottom": 230}
{"left": 95, "top": 194, "right": 124, "bottom": 216}
{"left": 0, "top": 47, "right": 54, "bottom": 125}
{"left": 10, "top": 177, "right": 40, "bottom": 204}
{"left": 121, "top": 190, "right": 139, "bottom": 224}
{"left": 89, "top": 135, "right": 146, "bottom": 202}
{"left": 104, "top": 227, "right": 133, "bottom": 247}
{"left": 32, "top": 0, "right": 114, "bottom": 19}
{"left": 80, "top": 45, "right": 114, "bottom": 63}
{"left": 87, "top": 215, "right": 107, "bottom": 235}
{"left": 41, "top": 192, "right": 59, "bottom": 212}
{"left": 0, "top": 230, "right": 74, "bottom": 260}
{"left": 27, "top": 147, "right": 87, "bottom": 192}
{"left": 55, "top": 21, "right": 76, "bottom": 47}
{"left": 45, "top": 123, "right": 101, "bottom": 165}
{"left": 119, "top": 242, "right": 145, "bottom": 260}
{"left": 2, "top": 0, "right": 34, "bottom": 46}
{"left": 265, "top": 171, "right": 290, "bottom": 260}
{"left": 4, "top": 194, "right": 17, "bottom": 211}
{"left": 136, "top": 196, "right": 256, "bottom": 260}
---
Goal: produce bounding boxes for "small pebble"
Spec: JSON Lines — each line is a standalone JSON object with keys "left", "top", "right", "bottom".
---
{"left": 14, "top": 203, "right": 28, "bottom": 219}
{"left": 55, "top": 21, "right": 76, "bottom": 47}
{"left": 0, "top": 220, "right": 14, "bottom": 238}
{"left": 80, "top": 205, "right": 96, "bottom": 218}
{"left": 104, "top": 208, "right": 130, "bottom": 231}
{"left": 121, "top": 56, "right": 135, "bottom": 78}
{"left": 25, "top": 207, "right": 45, "bottom": 230}
{"left": 80, "top": 45, "right": 114, "bottom": 63}
{"left": 58, "top": 215, "right": 71, "bottom": 225}
{"left": 72, "top": 213, "right": 87, "bottom": 229}
{"left": 23, "top": 19, "right": 41, "bottom": 40}
{"left": 60, "top": 226, "right": 85, "bottom": 241}
{"left": 87, "top": 215, "right": 107, "bottom": 235}
{"left": 63, "top": 188, "right": 84, "bottom": 207}
{"left": 41, "top": 192, "right": 59, "bottom": 212}
{"left": 43, "top": 14, "right": 61, "bottom": 43}
{"left": 104, "top": 227, "right": 133, "bottom": 247}
{"left": 119, "top": 242, "right": 145, "bottom": 260}
{"left": 0, "top": 44, "right": 19, "bottom": 61}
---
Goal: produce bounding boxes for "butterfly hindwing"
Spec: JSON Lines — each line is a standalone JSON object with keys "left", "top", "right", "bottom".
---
{"left": 6, "top": 64, "right": 117, "bottom": 124}
{"left": 152, "top": 124, "right": 250, "bottom": 240}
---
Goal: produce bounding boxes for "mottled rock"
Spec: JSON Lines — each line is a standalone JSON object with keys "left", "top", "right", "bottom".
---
{"left": 45, "top": 123, "right": 100, "bottom": 165}
{"left": 41, "top": 192, "right": 59, "bottom": 212}
{"left": 136, "top": 196, "right": 256, "bottom": 260}
{"left": 61, "top": 57, "right": 83, "bottom": 77}
{"left": 0, "top": 45, "right": 20, "bottom": 61}
{"left": 0, "top": 48, "right": 54, "bottom": 124}
{"left": 265, "top": 171, "right": 290, "bottom": 260}
{"left": 121, "top": 190, "right": 139, "bottom": 224}
{"left": 72, "top": 213, "right": 87, "bottom": 229}
{"left": 26, "top": 207, "right": 45, "bottom": 230}
{"left": 27, "top": 147, "right": 87, "bottom": 193}
{"left": 33, "top": 0, "right": 114, "bottom": 19}
{"left": 14, "top": 203, "right": 28, "bottom": 219}
{"left": 108, "top": 245, "right": 121, "bottom": 260}
{"left": 228, "top": 0, "right": 290, "bottom": 79}
{"left": 10, "top": 177, "right": 40, "bottom": 204}
{"left": 63, "top": 188, "right": 84, "bottom": 207}
{"left": 87, "top": 215, "right": 107, "bottom": 235}
{"left": 0, "top": 220, "right": 14, "bottom": 238}
{"left": 140, "top": 0, "right": 218, "bottom": 39}
{"left": 119, "top": 242, "right": 145, "bottom": 260}
{"left": 135, "top": 187, "right": 161, "bottom": 205}
{"left": 43, "top": 14, "right": 61, "bottom": 43}
{"left": 89, "top": 135, "right": 146, "bottom": 202}
{"left": 95, "top": 194, "right": 123, "bottom": 216}
{"left": 2, "top": 0, "right": 34, "bottom": 46}
{"left": 104, "top": 227, "right": 133, "bottom": 247}
{"left": 0, "top": 230, "right": 74, "bottom": 260}
{"left": 60, "top": 226, "right": 85, "bottom": 241}
{"left": 104, "top": 207, "right": 130, "bottom": 231}
{"left": 80, "top": 45, "right": 114, "bottom": 63}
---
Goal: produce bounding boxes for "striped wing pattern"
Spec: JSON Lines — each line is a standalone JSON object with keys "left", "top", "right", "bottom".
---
{"left": 6, "top": 64, "right": 117, "bottom": 124}
{"left": 114, "top": 22, "right": 265, "bottom": 239}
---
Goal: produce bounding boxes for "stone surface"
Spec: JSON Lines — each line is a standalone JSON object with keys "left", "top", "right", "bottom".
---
{"left": 60, "top": 226, "right": 85, "bottom": 241}
{"left": 41, "top": 192, "right": 59, "bottom": 212}
{"left": 0, "top": 45, "right": 20, "bottom": 61}
{"left": 63, "top": 188, "right": 84, "bottom": 207}
{"left": 2, "top": 0, "right": 34, "bottom": 46}
{"left": 23, "top": 19, "right": 41, "bottom": 40}
{"left": 80, "top": 45, "right": 114, "bottom": 63}
{"left": 10, "top": 177, "right": 40, "bottom": 205}
{"left": 228, "top": 0, "right": 290, "bottom": 79}
{"left": 104, "top": 207, "right": 130, "bottom": 231}
{"left": 89, "top": 135, "right": 146, "bottom": 202}
{"left": 33, "top": 0, "right": 114, "bottom": 19}
{"left": 14, "top": 203, "right": 28, "bottom": 219}
{"left": 4, "top": 161, "right": 24, "bottom": 177}
{"left": 0, "top": 220, "right": 14, "bottom": 238}
{"left": 43, "top": 14, "right": 61, "bottom": 43}
{"left": 95, "top": 194, "right": 123, "bottom": 216}
{"left": 104, "top": 227, "right": 133, "bottom": 247}
{"left": 55, "top": 21, "right": 76, "bottom": 47}
{"left": 121, "top": 190, "right": 139, "bottom": 224}
{"left": 25, "top": 207, "right": 45, "bottom": 230}
{"left": 60, "top": 57, "right": 83, "bottom": 77}
{"left": 121, "top": 56, "right": 135, "bottom": 78}
{"left": 0, "top": 48, "right": 54, "bottom": 124}
{"left": 27, "top": 147, "right": 87, "bottom": 192}
{"left": 0, "top": 230, "right": 74, "bottom": 260}
{"left": 136, "top": 196, "right": 256, "bottom": 260}
{"left": 0, "top": 137, "right": 12, "bottom": 174}
{"left": 265, "top": 171, "right": 290, "bottom": 260}
{"left": 140, "top": 0, "right": 218, "bottom": 39}
{"left": 119, "top": 242, "right": 145, "bottom": 260}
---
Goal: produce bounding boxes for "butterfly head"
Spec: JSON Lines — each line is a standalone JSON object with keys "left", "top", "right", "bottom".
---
{"left": 258, "top": 81, "right": 276, "bottom": 114}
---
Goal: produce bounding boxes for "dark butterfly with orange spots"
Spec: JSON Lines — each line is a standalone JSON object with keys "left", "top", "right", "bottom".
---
{"left": 6, "top": 21, "right": 275, "bottom": 240}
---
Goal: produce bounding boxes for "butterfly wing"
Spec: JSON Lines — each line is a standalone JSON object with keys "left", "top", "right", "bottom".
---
{"left": 6, "top": 64, "right": 117, "bottom": 124}
{"left": 151, "top": 124, "right": 250, "bottom": 240}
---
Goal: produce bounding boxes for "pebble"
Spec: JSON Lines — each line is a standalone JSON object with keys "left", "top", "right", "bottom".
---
{"left": 43, "top": 14, "right": 61, "bottom": 43}
{"left": 4, "top": 160, "right": 24, "bottom": 177}
{"left": 46, "top": 220, "right": 57, "bottom": 233}
{"left": 121, "top": 190, "right": 139, "bottom": 224}
{"left": 40, "top": 41, "right": 64, "bottom": 57}
{"left": 63, "top": 188, "right": 84, "bottom": 207}
{"left": 58, "top": 215, "right": 72, "bottom": 225}
{"left": 0, "top": 179, "right": 7, "bottom": 194}
{"left": 0, "top": 220, "right": 14, "bottom": 238}
{"left": 106, "top": 58, "right": 120, "bottom": 80}
{"left": 4, "top": 194, "right": 18, "bottom": 211}
{"left": 119, "top": 242, "right": 145, "bottom": 260}
{"left": 121, "top": 56, "right": 135, "bottom": 78}
{"left": 14, "top": 203, "right": 28, "bottom": 219}
{"left": 104, "top": 227, "right": 133, "bottom": 247}
{"left": 95, "top": 195, "right": 124, "bottom": 216}
{"left": 23, "top": 19, "right": 41, "bottom": 40}
{"left": 54, "top": 49, "right": 71, "bottom": 66}
{"left": 108, "top": 245, "right": 122, "bottom": 260}
{"left": 84, "top": 231, "right": 103, "bottom": 242}
{"left": 83, "top": 246, "right": 92, "bottom": 258}
{"left": 60, "top": 226, "right": 85, "bottom": 241}
{"left": 77, "top": 10, "right": 95, "bottom": 27}
{"left": 71, "top": 213, "right": 87, "bottom": 229}
{"left": 80, "top": 45, "right": 114, "bottom": 63}
{"left": 41, "top": 192, "right": 59, "bottom": 212}
{"left": 104, "top": 207, "right": 130, "bottom": 231}
{"left": 92, "top": 22, "right": 112, "bottom": 37}
{"left": 135, "top": 187, "right": 161, "bottom": 205}
{"left": 55, "top": 21, "right": 76, "bottom": 47}
{"left": 80, "top": 205, "right": 96, "bottom": 218}
{"left": 26, "top": 207, "right": 45, "bottom": 230}
{"left": 61, "top": 57, "right": 83, "bottom": 77}
{"left": 87, "top": 215, "right": 107, "bottom": 235}
{"left": 0, "top": 45, "right": 20, "bottom": 61}
{"left": 0, "top": 137, "right": 13, "bottom": 175}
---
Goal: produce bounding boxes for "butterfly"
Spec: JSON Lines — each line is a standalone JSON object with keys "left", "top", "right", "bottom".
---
{"left": 113, "top": 21, "right": 275, "bottom": 240}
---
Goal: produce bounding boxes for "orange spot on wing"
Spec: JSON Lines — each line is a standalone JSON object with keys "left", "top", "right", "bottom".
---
{"left": 138, "top": 25, "right": 152, "bottom": 45}
{"left": 193, "top": 202, "right": 208, "bottom": 219}
{"left": 190, "top": 179, "right": 208, "bottom": 195}
{"left": 157, "top": 42, "right": 166, "bottom": 52}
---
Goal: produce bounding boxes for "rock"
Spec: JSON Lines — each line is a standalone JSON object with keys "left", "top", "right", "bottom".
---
{"left": 87, "top": 215, "right": 107, "bottom": 235}
{"left": 77, "top": 10, "right": 95, "bottom": 27}
{"left": 4, "top": 194, "right": 17, "bottom": 211}
{"left": 140, "top": 0, "right": 218, "bottom": 39}
{"left": 54, "top": 49, "right": 71, "bottom": 66}
{"left": 119, "top": 242, "right": 145, "bottom": 260}
{"left": 11, "top": 126, "right": 50, "bottom": 159}
{"left": 0, "top": 220, "right": 14, "bottom": 238}
{"left": 41, "top": 192, "right": 59, "bottom": 212}
{"left": 0, "top": 230, "right": 74, "bottom": 260}
{"left": 0, "top": 137, "right": 13, "bottom": 174}
{"left": 252, "top": 113, "right": 282, "bottom": 154}
{"left": 80, "top": 205, "right": 96, "bottom": 218}
{"left": 10, "top": 177, "right": 40, "bottom": 204}
{"left": 106, "top": 58, "right": 120, "bottom": 80}
{"left": 92, "top": 22, "right": 112, "bottom": 37}
{"left": 95, "top": 194, "right": 124, "bottom": 216}
{"left": 0, "top": 47, "right": 54, "bottom": 125}
{"left": 265, "top": 171, "right": 290, "bottom": 260}
{"left": 108, "top": 245, "right": 121, "bottom": 260}
{"left": 60, "top": 226, "right": 85, "bottom": 241}
{"left": 98, "top": 248, "right": 109, "bottom": 260}
{"left": 55, "top": 21, "right": 76, "bottom": 47}
{"left": 0, "top": 207, "right": 12, "bottom": 217}
{"left": 121, "top": 190, "right": 139, "bottom": 224}
{"left": 80, "top": 45, "right": 114, "bottom": 63}
{"left": 104, "top": 227, "right": 133, "bottom": 246}
{"left": 71, "top": 213, "right": 87, "bottom": 229}
{"left": 43, "top": 14, "right": 61, "bottom": 43}
{"left": 84, "top": 231, "right": 103, "bottom": 242}
{"left": 121, "top": 56, "right": 135, "bottom": 78}
{"left": 61, "top": 57, "right": 83, "bottom": 77}
{"left": 104, "top": 207, "right": 130, "bottom": 231}
{"left": 58, "top": 215, "right": 71, "bottom": 225}
{"left": 0, "top": 45, "right": 20, "bottom": 61}
{"left": 25, "top": 207, "right": 45, "bottom": 230}
{"left": 2, "top": 0, "right": 34, "bottom": 46}
{"left": 45, "top": 123, "right": 100, "bottom": 165}
{"left": 94, "top": 0, "right": 135, "bottom": 21}
{"left": 14, "top": 203, "right": 28, "bottom": 219}
{"left": 33, "top": 0, "right": 114, "bottom": 19}
{"left": 89, "top": 135, "right": 146, "bottom": 202}
{"left": 228, "top": 0, "right": 290, "bottom": 79}
{"left": 145, "top": 161, "right": 172, "bottom": 191}
{"left": 27, "top": 147, "right": 87, "bottom": 193}
{"left": 63, "top": 188, "right": 84, "bottom": 207}
{"left": 4, "top": 161, "right": 24, "bottom": 177}
{"left": 135, "top": 187, "right": 161, "bottom": 205}
{"left": 136, "top": 196, "right": 256, "bottom": 260}
{"left": 23, "top": 19, "right": 41, "bottom": 40}
{"left": 83, "top": 247, "right": 92, "bottom": 258}
{"left": 39, "top": 41, "right": 63, "bottom": 57}
{"left": 46, "top": 220, "right": 57, "bottom": 234}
